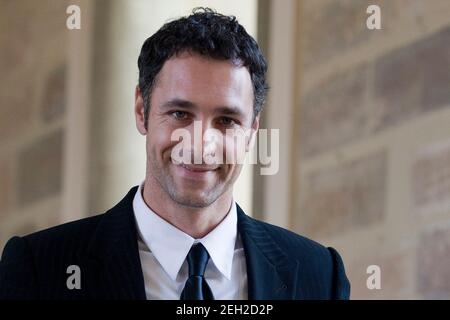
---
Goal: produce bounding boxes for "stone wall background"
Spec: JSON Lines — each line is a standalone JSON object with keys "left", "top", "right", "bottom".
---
{"left": 292, "top": 0, "right": 450, "bottom": 299}
{"left": 0, "top": 0, "right": 68, "bottom": 248}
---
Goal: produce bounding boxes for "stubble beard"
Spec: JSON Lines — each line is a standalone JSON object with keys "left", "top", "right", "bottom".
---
{"left": 148, "top": 152, "right": 229, "bottom": 208}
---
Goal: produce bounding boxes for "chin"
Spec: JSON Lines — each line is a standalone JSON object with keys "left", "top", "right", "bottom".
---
{"left": 172, "top": 195, "right": 213, "bottom": 208}
{"left": 168, "top": 187, "right": 221, "bottom": 208}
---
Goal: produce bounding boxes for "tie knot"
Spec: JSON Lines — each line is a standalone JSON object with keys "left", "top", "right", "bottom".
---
{"left": 187, "top": 243, "right": 210, "bottom": 277}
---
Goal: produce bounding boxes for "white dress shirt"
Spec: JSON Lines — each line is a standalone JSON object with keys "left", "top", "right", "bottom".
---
{"left": 132, "top": 183, "right": 248, "bottom": 300}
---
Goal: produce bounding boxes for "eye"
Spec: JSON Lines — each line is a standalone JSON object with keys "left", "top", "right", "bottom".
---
{"left": 217, "top": 117, "right": 236, "bottom": 127}
{"left": 171, "top": 111, "right": 188, "bottom": 120}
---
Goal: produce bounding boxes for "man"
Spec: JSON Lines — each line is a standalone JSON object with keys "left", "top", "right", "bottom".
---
{"left": 0, "top": 8, "right": 350, "bottom": 300}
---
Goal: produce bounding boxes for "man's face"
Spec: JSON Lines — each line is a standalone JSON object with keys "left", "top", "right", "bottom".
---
{"left": 136, "top": 52, "right": 258, "bottom": 208}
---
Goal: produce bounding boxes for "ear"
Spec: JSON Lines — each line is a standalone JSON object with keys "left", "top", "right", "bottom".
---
{"left": 246, "top": 114, "right": 260, "bottom": 152}
{"left": 135, "top": 85, "right": 147, "bottom": 135}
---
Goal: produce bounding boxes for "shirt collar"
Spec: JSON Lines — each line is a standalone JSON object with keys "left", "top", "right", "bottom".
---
{"left": 133, "top": 182, "right": 238, "bottom": 281}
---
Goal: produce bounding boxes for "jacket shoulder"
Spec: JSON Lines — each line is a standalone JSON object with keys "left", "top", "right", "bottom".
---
{"left": 248, "top": 217, "right": 351, "bottom": 299}
{"left": 2, "top": 213, "right": 105, "bottom": 266}
{"left": 251, "top": 217, "right": 332, "bottom": 259}
{"left": 24, "top": 213, "right": 104, "bottom": 248}
{"left": 0, "top": 213, "right": 106, "bottom": 299}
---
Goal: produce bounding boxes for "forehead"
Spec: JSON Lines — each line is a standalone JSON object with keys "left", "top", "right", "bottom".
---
{"left": 153, "top": 52, "right": 254, "bottom": 108}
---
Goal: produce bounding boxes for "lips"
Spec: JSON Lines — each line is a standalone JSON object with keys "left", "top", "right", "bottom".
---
{"left": 179, "top": 163, "right": 219, "bottom": 172}
{"left": 173, "top": 162, "right": 220, "bottom": 181}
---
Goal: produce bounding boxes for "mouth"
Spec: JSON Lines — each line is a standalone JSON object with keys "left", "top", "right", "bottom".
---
{"left": 179, "top": 163, "right": 220, "bottom": 172}
{"left": 172, "top": 162, "right": 220, "bottom": 181}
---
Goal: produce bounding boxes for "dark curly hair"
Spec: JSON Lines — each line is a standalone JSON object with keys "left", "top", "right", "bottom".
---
{"left": 137, "top": 7, "right": 268, "bottom": 129}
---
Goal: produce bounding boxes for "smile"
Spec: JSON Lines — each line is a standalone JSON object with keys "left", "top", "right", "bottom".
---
{"left": 174, "top": 163, "right": 220, "bottom": 181}
{"left": 179, "top": 163, "right": 220, "bottom": 172}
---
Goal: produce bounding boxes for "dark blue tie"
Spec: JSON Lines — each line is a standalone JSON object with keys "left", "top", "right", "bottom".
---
{"left": 180, "top": 243, "right": 215, "bottom": 300}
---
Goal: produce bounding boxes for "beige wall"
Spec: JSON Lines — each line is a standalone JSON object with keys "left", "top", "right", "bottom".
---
{"left": 289, "top": 0, "right": 450, "bottom": 299}
{"left": 0, "top": 0, "right": 69, "bottom": 248}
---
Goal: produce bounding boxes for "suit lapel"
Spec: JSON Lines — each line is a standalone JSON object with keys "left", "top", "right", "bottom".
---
{"left": 84, "top": 186, "right": 146, "bottom": 299}
{"left": 237, "top": 205, "right": 300, "bottom": 300}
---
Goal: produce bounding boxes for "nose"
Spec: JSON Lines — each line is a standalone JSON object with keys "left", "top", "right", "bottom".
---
{"left": 203, "top": 128, "right": 222, "bottom": 162}
{"left": 189, "top": 120, "right": 223, "bottom": 165}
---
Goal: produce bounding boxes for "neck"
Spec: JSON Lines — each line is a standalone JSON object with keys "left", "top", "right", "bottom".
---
{"left": 141, "top": 179, "right": 233, "bottom": 239}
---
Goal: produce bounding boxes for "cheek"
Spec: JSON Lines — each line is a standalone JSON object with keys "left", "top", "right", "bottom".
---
{"left": 147, "top": 125, "right": 175, "bottom": 159}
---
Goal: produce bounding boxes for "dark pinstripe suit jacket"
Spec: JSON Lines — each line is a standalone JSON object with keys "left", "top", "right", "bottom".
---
{"left": 0, "top": 186, "right": 350, "bottom": 299}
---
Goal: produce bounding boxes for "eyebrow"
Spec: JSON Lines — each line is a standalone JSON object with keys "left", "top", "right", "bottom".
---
{"left": 160, "top": 98, "right": 246, "bottom": 118}
{"left": 160, "top": 98, "right": 196, "bottom": 110}
{"left": 214, "top": 106, "right": 246, "bottom": 118}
